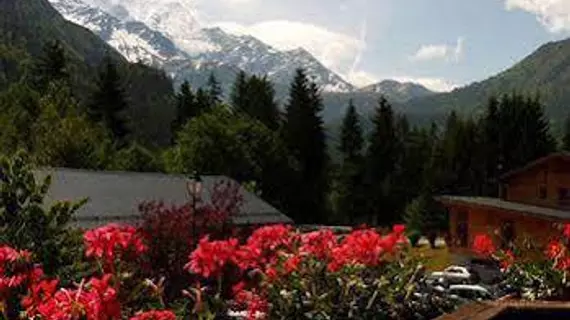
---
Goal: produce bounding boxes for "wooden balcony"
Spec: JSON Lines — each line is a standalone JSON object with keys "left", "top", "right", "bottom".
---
{"left": 435, "top": 300, "right": 570, "bottom": 320}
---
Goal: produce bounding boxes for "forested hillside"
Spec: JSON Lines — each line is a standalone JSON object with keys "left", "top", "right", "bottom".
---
{"left": 0, "top": 0, "right": 175, "bottom": 146}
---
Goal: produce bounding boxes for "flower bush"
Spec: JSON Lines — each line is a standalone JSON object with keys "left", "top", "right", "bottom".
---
{"left": 0, "top": 222, "right": 463, "bottom": 319}
{"left": 473, "top": 224, "right": 570, "bottom": 301}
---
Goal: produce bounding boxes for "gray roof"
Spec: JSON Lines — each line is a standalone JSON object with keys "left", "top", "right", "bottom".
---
{"left": 33, "top": 168, "right": 293, "bottom": 228}
{"left": 437, "top": 195, "right": 570, "bottom": 221}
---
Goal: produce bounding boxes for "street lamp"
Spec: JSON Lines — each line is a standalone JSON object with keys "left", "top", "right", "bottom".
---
{"left": 187, "top": 171, "right": 202, "bottom": 246}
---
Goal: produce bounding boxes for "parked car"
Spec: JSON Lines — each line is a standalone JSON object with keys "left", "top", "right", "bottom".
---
{"left": 465, "top": 258, "right": 503, "bottom": 284}
{"left": 447, "top": 284, "right": 495, "bottom": 302}
{"left": 430, "top": 265, "right": 479, "bottom": 284}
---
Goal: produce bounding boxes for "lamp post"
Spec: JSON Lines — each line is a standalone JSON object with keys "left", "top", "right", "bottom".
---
{"left": 187, "top": 171, "right": 202, "bottom": 247}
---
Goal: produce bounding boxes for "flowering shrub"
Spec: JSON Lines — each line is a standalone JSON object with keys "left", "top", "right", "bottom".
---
{"left": 138, "top": 179, "right": 243, "bottom": 302}
{"left": 473, "top": 224, "right": 570, "bottom": 301}
{"left": 182, "top": 224, "right": 458, "bottom": 320}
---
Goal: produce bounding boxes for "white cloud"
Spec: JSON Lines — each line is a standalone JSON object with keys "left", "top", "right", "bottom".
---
{"left": 410, "top": 37, "right": 464, "bottom": 63}
{"left": 505, "top": 0, "right": 570, "bottom": 32}
{"left": 214, "top": 20, "right": 366, "bottom": 80}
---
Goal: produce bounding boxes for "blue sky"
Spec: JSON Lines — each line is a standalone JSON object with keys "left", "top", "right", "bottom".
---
{"left": 195, "top": 0, "right": 570, "bottom": 91}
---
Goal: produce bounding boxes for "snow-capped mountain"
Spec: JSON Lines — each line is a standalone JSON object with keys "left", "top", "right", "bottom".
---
{"left": 358, "top": 80, "right": 435, "bottom": 102}
{"left": 49, "top": 0, "right": 354, "bottom": 92}
{"left": 50, "top": 0, "right": 189, "bottom": 66}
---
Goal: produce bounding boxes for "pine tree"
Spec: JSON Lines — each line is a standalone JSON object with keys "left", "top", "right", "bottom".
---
{"left": 339, "top": 99, "right": 363, "bottom": 163}
{"left": 247, "top": 75, "right": 280, "bottom": 130}
{"left": 365, "top": 96, "right": 399, "bottom": 225}
{"left": 336, "top": 99, "right": 365, "bottom": 223}
{"left": 172, "top": 80, "right": 196, "bottom": 137}
{"left": 88, "top": 56, "right": 129, "bottom": 145}
{"left": 230, "top": 70, "right": 248, "bottom": 113}
{"left": 563, "top": 113, "right": 570, "bottom": 151}
{"left": 207, "top": 72, "right": 222, "bottom": 106}
{"left": 481, "top": 96, "right": 501, "bottom": 196}
{"left": 231, "top": 72, "right": 280, "bottom": 130}
{"left": 31, "top": 40, "right": 69, "bottom": 93}
{"left": 195, "top": 87, "right": 212, "bottom": 115}
{"left": 283, "top": 68, "right": 328, "bottom": 223}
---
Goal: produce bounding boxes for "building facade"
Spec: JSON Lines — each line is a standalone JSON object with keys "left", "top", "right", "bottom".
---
{"left": 438, "top": 153, "right": 570, "bottom": 255}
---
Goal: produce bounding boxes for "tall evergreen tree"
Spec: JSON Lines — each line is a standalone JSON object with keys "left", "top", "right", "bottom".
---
{"left": 247, "top": 75, "right": 280, "bottom": 130}
{"left": 230, "top": 70, "right": 248, "bottom": 113}
{"left": 207, "top": 72, "right": 222, "bottom": 106}
{"left": 283, "top": 68, "right": 328, "bottom": 223}
{"left": 563, "top": 113, "right": 570, "bottom": 151}
{"left": 336, "top": 99, "right": 366, "bottom": 223}
{"left": 172, "top": 80, "right": 196, "bottom": 137}
{"left": 88, "top": 56, "right": 129, "bottom": 145}
{"left": 365, "top": 96, "right": 399, "bottom": 225}
{"left": 195, "top": 88, "right": 212, "bottom": 116}
{"left": 31, "top": 40, "right": 69, "bottom": 93}
{"left": 481, "top": 96, "right": 501, "bottom": 196}
{"left": 339, "top": 99, "right": 363, "bottom": 163}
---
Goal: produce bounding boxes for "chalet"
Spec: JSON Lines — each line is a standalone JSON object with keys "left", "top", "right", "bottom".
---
{"left": 33, "top": 168, "right": 293, "bottom": 229}
{"left": 438, "top": 153, "right": 570, "bottom": 255}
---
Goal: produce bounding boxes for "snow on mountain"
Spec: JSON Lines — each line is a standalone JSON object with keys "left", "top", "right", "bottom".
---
{"left": 50, "top": 0, "right": 188, "bottom": 65}
{"left": 358, "top": 80, "right": 435, "bottom": 102}
{"left": 49, "top": 0, "right": 355, "bottom": 92}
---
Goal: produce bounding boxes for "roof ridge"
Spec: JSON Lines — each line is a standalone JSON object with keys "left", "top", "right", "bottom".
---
{"left": 35, "top": 167, "right": 231, "bottom": 181}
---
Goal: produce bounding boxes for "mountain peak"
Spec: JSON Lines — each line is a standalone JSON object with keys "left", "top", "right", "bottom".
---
{"left": 358, "top": 80, "right": 434, "bottom": 103}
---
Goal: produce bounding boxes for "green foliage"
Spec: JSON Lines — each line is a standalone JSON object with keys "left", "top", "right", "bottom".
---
{"left": 0, "top": 151, "right": 86, "bottom": 277}
{"left": 29, "top": 39, "right": 69, "bottom": 93}
{"left": 365, "top": 96, "right": 399, "bottom": 225}
{"left": 333, "top": 100, "right": 366, "bottom": 223}
{"left": 111, "top": 143, "right": 162, "bottom": 172}
{"left": 230, "top": 71, "right": 280, "bottom": 130}
{"left": 563, "top": 113, "right": 570, "bottom": 151}
{"left": 403, "top": 194, "right": 447, "bottom": 248}
{"left": 207, "top": 72, "right": 222, "bottom": 106}
{"left": 88, "top": 56, "right": 130, "bottom": 144}
{"left": 282, "top": 68, "right": 329, "bottom": 223}
{"left": 31, "top": 82, "right": 107, "bottom": 169}
{"left": 166, "top": 106, "right": 291, "bottom": 210}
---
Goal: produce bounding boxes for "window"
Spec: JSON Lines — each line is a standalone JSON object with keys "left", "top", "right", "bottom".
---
{"left": 538, "top": 185, "right": 547, "bottom": 199}
{"left": 456, "top": 211, "right": 469, "bottom": 248}
{"left": 500, "top": 221, "right": 515, "bottom": 249}
{"left": 559, "top": 188, "right": 570, "bottom": 207}
{"left": 559, "top": 188, "right": 570, "bottom": 200}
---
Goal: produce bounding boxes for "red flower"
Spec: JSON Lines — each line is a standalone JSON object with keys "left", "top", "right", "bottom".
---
{"left": 393, "top": 224, "right": 406, "bottom": 234}
{"left": 327, "top": 228, "right": 400, "bottom": 272}
{"left": 185, "top": 236, "right": 239, "bottom": 278}
{"left": 234, "top": 290, "right": 268, "bottom": 320}
{"left": 129, "top": 310, "right": 177, "bottom": 320}
{"left": 500, "top": 250, "right": 515, "bottom": 271}
{"left": 563, "top": 224, "right": 570, "bottom": 239}
{"left": 299, "top": 229, "right": 337, "bottom": 260}
{"left": 27, "top": 275, "right": 122, "bottom": 320}
{"left": 283, "top": 255, "right": 301, "bottom": 274}
{"left": 264, "top": 267, "right": 278, "bottom": 282}
{"left": 246, "top": 224, "right": 294, "bottom": 252}
{"left": 473, "top": 234, "right": 496, "bottom": 256}
{"left": 546, "top": 240, "right": 564, "bottom": 260}
{"left": 84, "top": 223, "right": 147, "bottom": 266}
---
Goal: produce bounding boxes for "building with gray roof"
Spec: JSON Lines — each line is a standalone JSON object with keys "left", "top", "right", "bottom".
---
{"left": 33, "top": 168, "right": 293, "bottom": 229}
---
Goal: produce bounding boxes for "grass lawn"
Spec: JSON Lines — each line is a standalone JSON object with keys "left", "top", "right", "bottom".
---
{"left": 411, "top": 245, "right": 452, "bottom": 271}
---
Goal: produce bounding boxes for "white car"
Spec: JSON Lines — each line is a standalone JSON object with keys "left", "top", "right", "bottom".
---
{"left": 430, "top": 265, "right": 476, "bottom": 284}
{"left": 447, "top": 284, "right": 494, "bottom": 301}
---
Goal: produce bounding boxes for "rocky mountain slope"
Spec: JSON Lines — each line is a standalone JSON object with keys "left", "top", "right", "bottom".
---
{"left": 359, "top": 80, "right": 435, "bottom": 103}
{"left": 50, "top": 0, "right": 354, "bottom": 92}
